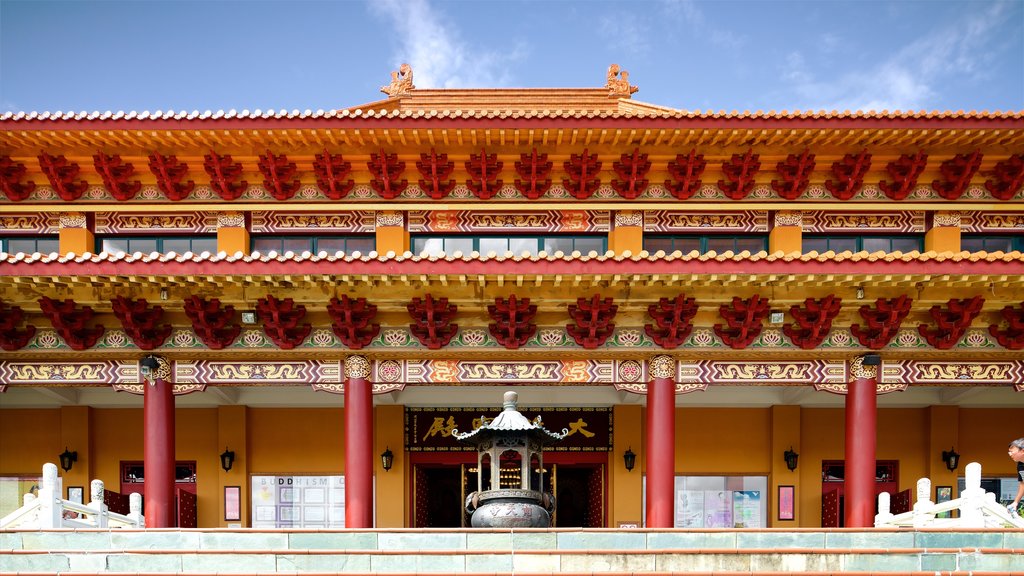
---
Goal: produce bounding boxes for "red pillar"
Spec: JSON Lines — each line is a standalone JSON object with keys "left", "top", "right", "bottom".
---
{"left": 143, "top": 358, "right": 175, "bottom": 528}
{"left": 344, "top": 355, "right": 374, "bottom": 528}
{"left": 845, "top": 355, "right": 878, "bottom": 527}
{"left": 646, "top": 355, "right": 676, "bottom": 528}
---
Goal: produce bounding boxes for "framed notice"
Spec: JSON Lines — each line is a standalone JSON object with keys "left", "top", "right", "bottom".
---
{"left": 935, "top": 485, "right": 952, "bottom": 519}
{"left": 778, "top": 485, "right": 795, "bottom": 521}
{"left": 67, "top": 486, "right": 83, "bottom": 504}
{"left": 224, "top": 486, "right": 241, "bottom": 521}
{"left": 251, "top": 475, "right": 346, "bottom": 528}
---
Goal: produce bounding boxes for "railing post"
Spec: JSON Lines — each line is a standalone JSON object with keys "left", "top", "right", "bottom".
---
{"left": 90, "top": 479, "right": 109, "bottom": 528}
{"left": 912, "top": 477, "right": 934, "bottom": 527}
{"left": 958, "top": 462, "right": 984, "bottom": 527}
{"left": 39, "top": 463, "right": 61, "bottom": 528}
{"left": 874, "top": 492, "right": 893, "bottom": 526}
{"left": 128, "top": 493, "right": 145, "bottom": 527}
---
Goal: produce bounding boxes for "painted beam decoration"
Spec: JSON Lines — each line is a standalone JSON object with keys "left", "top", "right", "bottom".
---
{"left": 94, "top": 212, "right": 218, "bottom": 234}
{"left": 250, "top": 211, "right": 375, "bottom": 233}
{"left": 0, "top": 213, "right": 61, "bottom": 235}
{"left": 405, "top": 406, "right": 611, "bottom": 452}
{"left": 801, "top": 211, "right": 925, "bottom": 233}
{"left": 643, "top": 210, "right": 768, "bottom": 232}
{"left": 407, "top": 210, "right": 609, "bottom": 233}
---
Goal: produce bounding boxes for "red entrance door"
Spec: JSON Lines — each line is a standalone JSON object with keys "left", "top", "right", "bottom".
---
{"left": 820, "top": 460, "right": 898, "bottom": 527}
{"left": 120, "top": 461, "right": 198, "bottom": 527}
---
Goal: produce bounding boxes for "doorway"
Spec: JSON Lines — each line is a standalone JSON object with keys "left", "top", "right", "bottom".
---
{"left": 820, "top": 460, "right": 898, "bottom": 527}
{"left": 554, "top": 464, "right": 603, "bottom": 527}
{"left": 413, "top": 465, "right": 465, "bottom": 528}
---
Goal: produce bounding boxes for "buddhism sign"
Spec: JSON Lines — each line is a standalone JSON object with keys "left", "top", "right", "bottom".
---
{"left": 405, "top": 406, "right": 612, "bottom": 452}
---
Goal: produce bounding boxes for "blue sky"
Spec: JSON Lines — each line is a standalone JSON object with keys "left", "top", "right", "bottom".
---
{"left": 1, "top": 0, "right": 1021, "bottom": 114}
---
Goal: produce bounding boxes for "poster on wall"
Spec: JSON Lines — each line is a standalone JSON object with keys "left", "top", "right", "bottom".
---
{"left": 251, "top": 475, "right": 345, "bottom": 528}
{"left": 732, "top": 491, "right": 761, "bottom": 527}
{"left": 676, "top": 490, "right": 705, "bottom": 527}
{"left": 703, "top": 491, "right": 733, "bottom": 528}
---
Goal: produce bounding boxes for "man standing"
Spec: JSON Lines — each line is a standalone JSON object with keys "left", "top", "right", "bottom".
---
{"left": 1009, "top": 438, "right": 1024, "bottom": 516}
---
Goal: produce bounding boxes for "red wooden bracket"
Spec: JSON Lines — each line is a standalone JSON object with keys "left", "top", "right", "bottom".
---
{"left": 183, "top": 296, "right": 241, "bottom": 350}
{"left": 879, "top": 152, "right": 928, "bottom": 201}
{"left": 38, "top": 153, "right": 89, "bottom": 201}
{"left": 984, "top": 154, "right": 1024, "bottom": 201}
{"left": 312, "top": 150, "right": 354, "bottom": 200}
{"left": 514, "top": 148, "right": 553, "bottom": 199}
{"left": 408, "top": 294, "right": 458, "bottom": 349}
{"left": 783, "top": 295, "right": 842, "bottom": 349}
{"left": 563, "top": 149, "right": 602, "bottom": 200}
{"left": 256, "top": 295, "right": 311, "bottom": 350}
{"left": 148, "top": 154, "right": 194, "bottom": 201}
{"left": 713, "top": 295, "right": 769, "bottom": 349}
{"left": 93, "top": 153, "right": 141, "bottom": 201}
{"left": 665, "top": 149, "right": 706, "bottom": 200}
{"left": 368, "top": 149, "right": 408, "bottom": 199}
{"left": 111, "top": 296, "right": 172, "bottom": 350}
{"left": 850, "top": 295, "right": 912, "bottom": 349}
{"left": 645, "top": 294, "right": 698, "bottom": 349}
{"left": 328, "top": 295, "right": 380, "bottom": 350}
{"left": 0, "top": 156, "right": 36, "bottom": 201}
{"left": 416, "top": 148, "right": 456, "bottom": 199}
{"left": 0, "top": 299, "right": 36, "bottom": 351}
{"left": 988, "top": 302, "right": 1024, "bottom": 350}
{"left": 918, "top": 296, "right": 984, "bottom": 349}
{"left": 203, "top": 151, "right": 248, "bottom": 201}
{"left": 566, "top": 294, "right": 617, "bottom": 349}
{"left": 771, "top": 151, "right": 815, "bottom": 200}
{"left": 932, "top": 151, "right": 982, "bottom": 200}
{"left": 718, "top": 150, "right": 760, "bottom": 200}
{"left": 488, "top": 295, "right": 537, "bottom": 349}
{"left": 611, "top": 148, "right": 651, "bottom": 199}
{"left": 825, "top": 150, "right": 871, "bottom": 200}
{"left": 258, "top": 150, "right": 301, "bottom": 201}
{"left": 38, "top": 297, "right": 104, "bottom": 350}
{"left": 466, "top": 148, "right": 503, "bottom": 200}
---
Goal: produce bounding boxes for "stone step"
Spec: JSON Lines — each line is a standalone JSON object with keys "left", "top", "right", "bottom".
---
{"left": 2, "top": 529, "right": 1022, "bottom": 574}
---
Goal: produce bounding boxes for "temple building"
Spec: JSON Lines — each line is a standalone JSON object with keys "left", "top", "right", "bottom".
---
{"left": 1, "top": 65, "right": 1022, "bottom": 530}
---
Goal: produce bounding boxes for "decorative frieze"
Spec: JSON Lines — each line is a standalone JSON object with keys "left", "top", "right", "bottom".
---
{"left": 375, "top": 211, "right": 405, "bottom": 228}
{"left": 649, "top": 355, "right": 676, "bottom": 379}
{"left": 801, "top": 211, "right": 925, "bottom": 233}
{"left": 614, "top": 211, "right": 644, "bottom": 228}
{"left": 94, "top": 212, "right": 217, "bottom": 234}
{"left": 407, "top": 210, "right": 609, "bottom": 233}
{"left": 0, "top": 213, "right": 60, "bottom": 235}
{"left": 58, "top": 212, "right": 87, "bottom": 229}
{"left": 644, "top": 210, "right": 768, "bottom": 232}
{"left": 250, "top": 211, "right": 374, "bottom": 233}
{"left": 217, "top": 211, "right": 245, "bottom": 228}
{"left": 932, "top": 211, "right": 962, "bottom": 228}
{"left": 344, "top": 355, "right": 371, "bottom": 380}
{"left": 849, "top": 355, "right": 878, "bottom": 381}
{"left": 959, "top": 211, "right": 1024, "bottom": 232}
{"left": 774, "top": 211, "right": 803, "bottom": 227}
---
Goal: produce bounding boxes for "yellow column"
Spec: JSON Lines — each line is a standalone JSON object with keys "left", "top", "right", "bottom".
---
{"left": 925, "top": 211, "right": 961, "bottom": 253}
{"left": 217, "top": 212, "right": 249, "bottom": 255}
{"left": 608, "top": 211, "right": 644, "bottom": 255}
{"left": 217, "top": 405, "right": 248, "bottom": 527}
{"left": 375, "top": 404, "right": 405, "bottom": 527}
{"left": 611, "top": 403, "right": 643, "bottom": 527}
{"left": 59, "top": 406, "right": 91, "bottom": 500}
{"left": 375, "top": 212, "right": 409, "bottom": 254}
{"left": 769, "top": 211, "right": 802, "bottom": 254}
{"left": 58, "top": 212, "right": 93, "bottom": 255}
{"left": 928, "top": 405, "right": 959, "bottom": 496}
{"left": 770, "top": 404, "right": 801, "bottom": 526}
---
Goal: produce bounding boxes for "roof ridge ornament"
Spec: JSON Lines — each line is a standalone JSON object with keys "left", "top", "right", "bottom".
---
{"left": 606, "top": 63, "right": 638, "bottom": 98}
{"left": 381, "top": 63, "right": 415, "bottom": 98}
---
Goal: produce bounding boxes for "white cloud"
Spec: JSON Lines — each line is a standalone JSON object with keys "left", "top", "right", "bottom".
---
{"left": 370, "top": 0, "right": 524, "bottom": 89}
{"left": 598, "top": 12, "right": 650, "bottom": 55}
{"left": 781, "top": 1, "right": 1012, "bottom": 111}
{"left": 658, "top": 0, "right": 745, "bottom": 51}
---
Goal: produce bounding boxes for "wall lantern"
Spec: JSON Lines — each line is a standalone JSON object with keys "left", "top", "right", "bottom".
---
{"left": 139, "top": 355, "right": 160, "bottom": 382}
{"left": 623, "top": 447, "right": 636, "bottom": 472}
{"left": 942, "top": 448, "right": 960, "bottom": 471}
{"left": 861, "top": 353, "right": 882, "bottom": 366}
{"left": 784, "top": 447, "right": 799, "bottom": 472}
{"left": 59, "top": 447, "right": 78, "bottom": 472}
{"left": 381, "top": 447, "right": 394, "bottom": 472}
{"left": 220, "top": 447, "right": 235, "bottom": 472}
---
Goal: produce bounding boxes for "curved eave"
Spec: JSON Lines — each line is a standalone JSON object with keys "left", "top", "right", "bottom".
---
{"left": 1, "top": 251, "right": 1022, "bottom": 278}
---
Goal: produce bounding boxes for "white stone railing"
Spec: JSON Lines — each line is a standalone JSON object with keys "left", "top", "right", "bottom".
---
{"left": 875, "top": 461, "right": 1024, "bottom": 528}
{"left": 0, "top": 463, "right": 144, "bottom": 529}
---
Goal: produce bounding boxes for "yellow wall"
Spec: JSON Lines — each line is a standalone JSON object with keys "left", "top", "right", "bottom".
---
{"left": 2, "top": 404, "right": 1021, "bottom": 528}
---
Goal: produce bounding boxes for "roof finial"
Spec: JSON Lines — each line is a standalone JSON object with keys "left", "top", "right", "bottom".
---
{"left": 605, "top": 64, "right": 638, "bottom": 98}
{"left": 381, "top": 63, "right": 415, "bottom": 97}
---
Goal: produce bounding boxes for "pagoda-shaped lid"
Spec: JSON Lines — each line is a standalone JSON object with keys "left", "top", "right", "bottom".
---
{"left": 453, "top": 391, "right": 567, "bottom": 446}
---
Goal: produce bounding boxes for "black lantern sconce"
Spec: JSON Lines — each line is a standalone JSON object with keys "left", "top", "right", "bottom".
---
{"left": 623, "top": 447, "right": 636, "bottom": 472}
{"left": 220, "top": 447, "right": 235, "bottom": 472}
{"left": 783, "top": 447, "right": 799, "bottom": 472}
{"left": 59, "top": 447, "right": 78, "bottom": 472}
{"left": 381, "top": 447, "right": 394, "bottom": 472}
{"left": 139, "top": 355, "right": 160, "bottom": 383}
{"left": 942, "top": 447, "right": 960, "bottom": 471}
